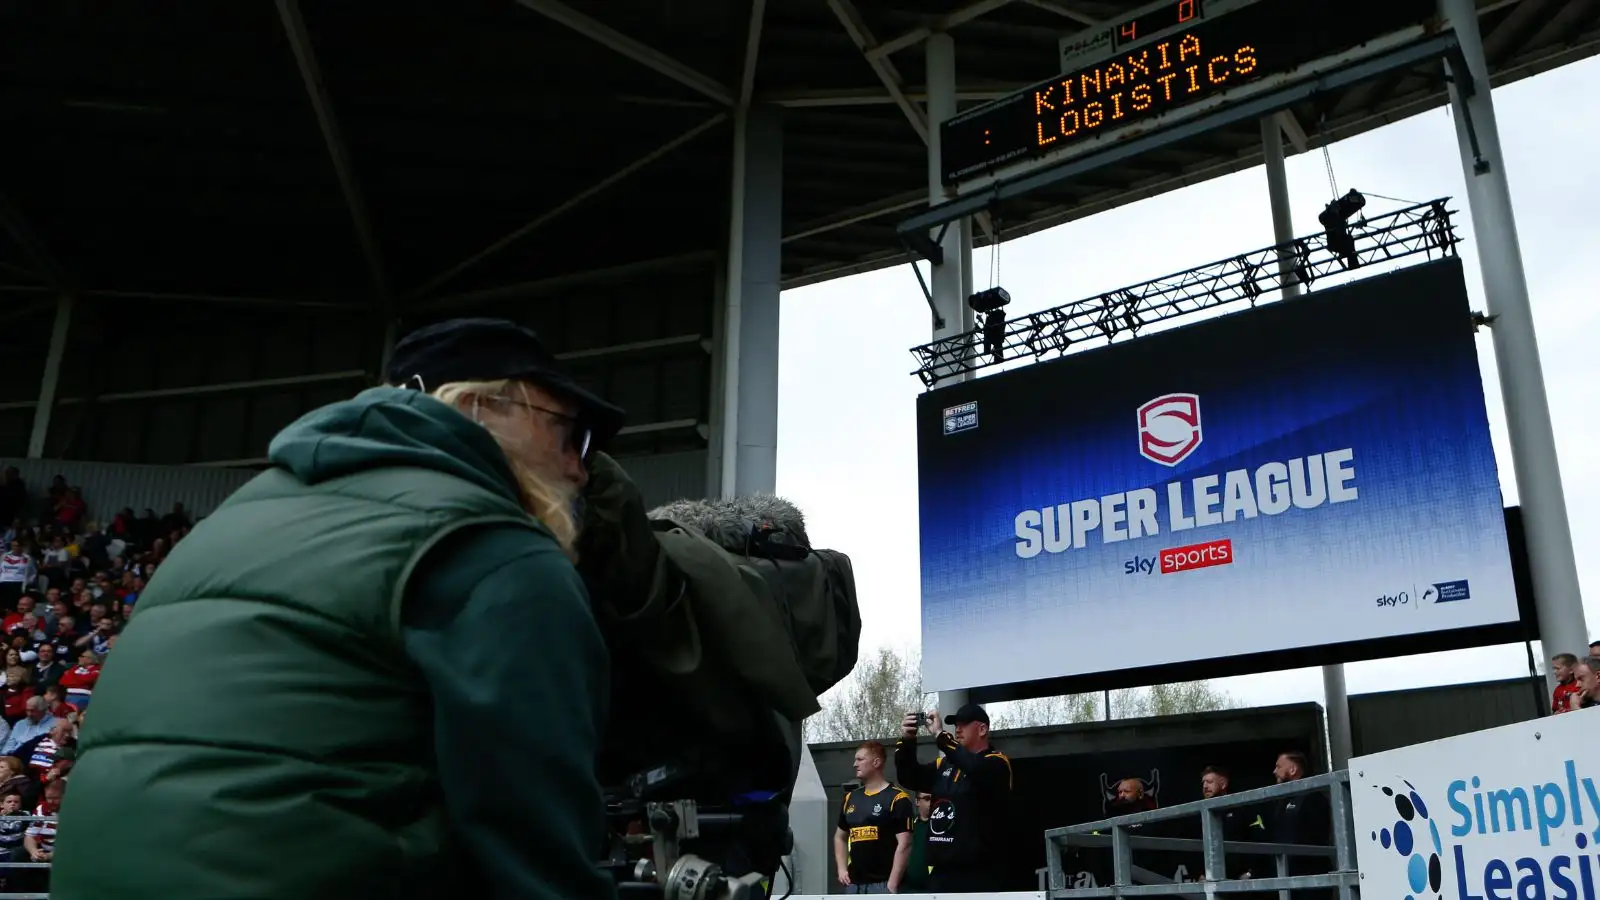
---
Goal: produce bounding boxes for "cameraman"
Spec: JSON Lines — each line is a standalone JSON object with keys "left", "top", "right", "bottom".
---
{"left": 895, "top": 703, "right": 1013, "bottom": 893}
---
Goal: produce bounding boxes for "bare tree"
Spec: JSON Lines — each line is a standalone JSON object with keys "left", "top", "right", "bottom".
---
{"left": 805, "top": 645, "right": 1236, "bottom": 742}
{"left": 803, "top": 645, "right": 927, "bottom": 744}
{"left": 987, "top": 693, "right": 1101, "bottom": 729}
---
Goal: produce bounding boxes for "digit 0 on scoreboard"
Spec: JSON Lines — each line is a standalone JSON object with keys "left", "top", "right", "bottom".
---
{"left": 1116, "top": 0, "right": 1204, "bottom": 49}
{"left": 945, "top": 0, "right": 1438, "bottom": 185}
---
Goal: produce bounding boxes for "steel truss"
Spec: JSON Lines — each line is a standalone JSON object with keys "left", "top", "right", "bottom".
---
{"left": 910, "top": 199, "right": 1460, "bottom": 388}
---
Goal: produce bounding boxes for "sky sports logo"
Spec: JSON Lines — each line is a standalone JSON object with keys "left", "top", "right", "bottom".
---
{"left": 1124, "top": 538, "right": 1234, "bottom": 575}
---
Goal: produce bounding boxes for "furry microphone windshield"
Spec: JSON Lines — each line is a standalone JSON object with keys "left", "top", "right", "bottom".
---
{"left": 649, "top": 495, "right": 811, "bottom": 556}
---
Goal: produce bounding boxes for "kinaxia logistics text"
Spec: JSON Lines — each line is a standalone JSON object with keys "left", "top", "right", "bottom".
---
{"left": 1013, "top": 449, "right": 1358, "bottom": 559}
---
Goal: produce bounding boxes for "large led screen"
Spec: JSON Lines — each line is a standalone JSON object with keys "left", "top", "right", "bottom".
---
{"left": 916, "top": 259, "right": 1519, "bottom": 693}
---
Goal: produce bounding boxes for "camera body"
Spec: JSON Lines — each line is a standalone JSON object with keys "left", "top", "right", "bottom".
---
{"left": 602, "top": 764, "right": 790, "bottom": 900}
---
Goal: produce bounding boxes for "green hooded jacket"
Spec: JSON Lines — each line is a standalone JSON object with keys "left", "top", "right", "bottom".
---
{"left": 50, "top": 387, "right": 616, "bottom": 900}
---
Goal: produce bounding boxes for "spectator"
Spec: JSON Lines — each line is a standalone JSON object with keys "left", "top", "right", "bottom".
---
{"left": 24, "top": 720, "right": 71, "bottom": 782}
{"left": 24, "top": 778, "right": 64, "bottom": 865}
{"left": 0, "top": 789, "right": 25, "bottom": 862}
{"left": 2, "top": 670, "right": 33, "bottom": 724}
{"left": 896, "top": 703, "right": 1014, "bottom": 892}
{"left": 1, "top": 596, "right": 36, "bottom": 636}
{"left": 1551, "top": 653, "right": 1583, "bottom": 714}
{"left": 1, "top": 698, "right": 52, "bottom": 756}
{"left": 1266, "top": 751, "right": 1331, "bottom": 897}
{"left": 1573, "top": 657, "right": 1599, "bottom": 711}
{"left": 833, "top": 740, "right": 914, "bottom": 893}
{"left": 37, "top": 539, "right": 69, "bottom": 591}
{"left": 56, "top": 653, "right": 99, "bottom": 711}
{"left": 31, "top": 645, "right": 62, "bottom": 691}
{"left": 53, "top": 488, "right": 84, "bottom": 531}
{"left": 51, "top": 617, "right": 80, "bottom": 655}
{"left": 902, "top": 791, "right": 934, "bottom": 893}
{"left": 0, "top": 760, "right": 28, "bottom": 808}
{"left": 76, "top": 524, "right": 109, "bottom": 572}
{"left": 159, "top": 503, "right": 191, "bottom": 536}
{"left": 0, "top": 470, "right": 25, "bottom": 527}
{"left": 38, "top": 686, "right": 68, "bottom": 722}
{"left": 0, "top": 544, "right": 33, "bottom": 609}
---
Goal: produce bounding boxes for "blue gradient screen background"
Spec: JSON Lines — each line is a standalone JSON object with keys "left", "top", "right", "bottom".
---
{"left": 915, "top": 260, "right": 1517, "bottom": 692}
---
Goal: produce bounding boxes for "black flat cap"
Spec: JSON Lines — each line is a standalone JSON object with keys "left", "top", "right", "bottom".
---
{"left": 387, "top": 318, "right": 627, "bottom": 445}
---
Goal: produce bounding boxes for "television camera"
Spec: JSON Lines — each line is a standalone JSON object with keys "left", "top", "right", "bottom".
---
{"left": 578, "top": 481, "right": 861, "bottom": 900}
{"left": 601, "top": 763, "right": 791, "bottom": 900}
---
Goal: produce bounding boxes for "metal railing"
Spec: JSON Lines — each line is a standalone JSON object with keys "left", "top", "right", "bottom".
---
{"left": 908, "top": 199, "right": 1459, "bottom": 387}
{"left": 1044, "top": 772, "right": 1358, "bottom": 900}
{"left": 0, "top": 814, "right": 57, "bottom": 900}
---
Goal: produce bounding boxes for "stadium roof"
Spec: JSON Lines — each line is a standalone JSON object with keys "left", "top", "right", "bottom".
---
{"left": 0, "top": 0, "right": 1593, "bottom": 469}
{"left": 4, "top": 0, "right": 1594, "bottom": 305}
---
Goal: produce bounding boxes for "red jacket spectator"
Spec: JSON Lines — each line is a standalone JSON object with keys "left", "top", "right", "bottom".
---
{"left": 58, "top": 661, "right": 100, "bottom": 708}
{"left": 55, "top": 490, "right": 85, "bottom": 529}
{"left": 1, "top": 684, "right": 33, "bottom": 723}
{"left": 1552, "top": 653, "right": 1584, "bottom": 713}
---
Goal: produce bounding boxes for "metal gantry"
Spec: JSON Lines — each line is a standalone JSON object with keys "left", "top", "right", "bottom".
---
{"left": 1044, "top": 771, "right": 1358, "bottom": 900}
{"left": 910, "top": 198, "right": 1460, "bottom": 387}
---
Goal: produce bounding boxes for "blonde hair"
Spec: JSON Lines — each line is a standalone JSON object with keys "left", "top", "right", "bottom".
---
{"left": 425, "top": 378, "right": 581, "bottom": 555}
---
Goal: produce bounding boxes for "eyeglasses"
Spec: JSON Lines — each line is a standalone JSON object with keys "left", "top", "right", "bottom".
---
{"left": 498, "top": 396, "right": 593, "bottom": 459}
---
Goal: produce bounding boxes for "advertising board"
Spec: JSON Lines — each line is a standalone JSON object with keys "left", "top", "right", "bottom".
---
{"left": 915, "top": 259, "right": 1519, "bottom": 693}
{"left": 1350, "top": 708, "right": 1600, "bottom": 900}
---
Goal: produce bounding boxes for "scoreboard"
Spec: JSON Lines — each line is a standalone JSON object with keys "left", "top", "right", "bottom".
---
{"left": 940, "top": 0, "right": 1439, "bottom": 185}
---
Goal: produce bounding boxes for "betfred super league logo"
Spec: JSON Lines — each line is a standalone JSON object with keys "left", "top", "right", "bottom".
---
{"left": 1137, "top": 393, "right": 1203, "bottom": 466}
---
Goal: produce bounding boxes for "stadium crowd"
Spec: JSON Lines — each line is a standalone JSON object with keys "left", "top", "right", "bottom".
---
{"left": 0, "top": 464, "right": 192, "bottom": 890}
{"left": 1550, "top": 643, "right": 1600, "bottom": 713}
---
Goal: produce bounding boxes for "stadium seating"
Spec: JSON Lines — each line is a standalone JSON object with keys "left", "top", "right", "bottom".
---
{"left": 0, "top": 468, "right": 187, "bottom": 889}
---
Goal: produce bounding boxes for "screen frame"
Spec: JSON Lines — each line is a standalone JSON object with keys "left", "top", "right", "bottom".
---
{"left": 913, "top": 260, "right": 1534, "bottom": 704}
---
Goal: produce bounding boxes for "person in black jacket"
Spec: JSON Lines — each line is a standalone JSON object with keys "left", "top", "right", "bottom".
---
{"left": 1264, "top": 751, "right": 1332, "bottom": 898}
{"left": 894, "top": 703, "right": 1014, "bottom": 893}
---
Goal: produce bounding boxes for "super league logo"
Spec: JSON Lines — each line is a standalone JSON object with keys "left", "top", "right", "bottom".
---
{"left": 1137, "top": 393, "right": 1203, "bottom": 467}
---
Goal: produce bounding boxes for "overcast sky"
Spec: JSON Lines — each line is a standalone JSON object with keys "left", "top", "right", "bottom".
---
{"left": 773, "top": 54, "right": 1600, "bottom": 713}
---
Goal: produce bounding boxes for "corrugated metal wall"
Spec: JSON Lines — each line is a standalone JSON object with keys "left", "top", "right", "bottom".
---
{"left": 617, "top": 450, "right": 709, "bottom": 509}
{"left": 1349, "top": 675, "right": 1547, "bottom": 757}
{"left": 2, "top": 457, "right": 256, "bottom": 522}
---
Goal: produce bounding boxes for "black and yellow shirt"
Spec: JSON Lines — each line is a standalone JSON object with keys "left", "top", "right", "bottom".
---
{"left": 836, "top": 784, "right": 914, "bottom": 884}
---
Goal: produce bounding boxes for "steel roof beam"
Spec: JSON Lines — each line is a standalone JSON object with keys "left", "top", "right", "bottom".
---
{"left": 1016, "top": 0, "right": 1100, "bottom": 26}
{"left": 405, "top": 113, "right": 728, "bottom": 302}
{"left": 825, "top": 0, "right": 930, "bottom": 142}
{"left": 869, "top": 0, "right": 1019, "bottom": 59}
{"left": 1275, "top": 110, "right": 1311, "bottom": 154}
{"left": 276, "top": 0, "right": 390, "bottom": 314}
{"left": 515, "top": 0, "right": 735, "bottom": 106}
{"left": 762, "top": 85, "right": 1023, "bottom": 106}
{"left": 740, "top": 0, "right": 768, "bottom": 108}
{"left": 0, "top": 192, "right": 70, "bottom": 292}
{"left": 0, "top": 283, "right": 357, "bottom": 311}
{"left": 825, "top": 0, "right": 998, "bottom": 242}
{"left": 417, "top": 250, "right": 715, "bottom": 311}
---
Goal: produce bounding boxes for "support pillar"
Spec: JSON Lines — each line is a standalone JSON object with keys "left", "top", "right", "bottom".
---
{"left": 716, "top": 105, "right": 784, "bottom": 498}
{"left": 927, "top": 32, "right": 976, "bottom": 721}
{"left": 28, "top": 294, "right": 73, "bottom": 459}
{"left": 925, "top": 33, "right": 974, "bottom": 348}
{"left": 1262, "top": 117, "right": 1352, "bottom": 768}
{"left": 1442, "top": 0, "right": 1588, "bottom": 682}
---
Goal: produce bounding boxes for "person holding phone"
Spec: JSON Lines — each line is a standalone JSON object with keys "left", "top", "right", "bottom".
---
{"left": 894, "top": 703, "right": 1014, "bottom": 893}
